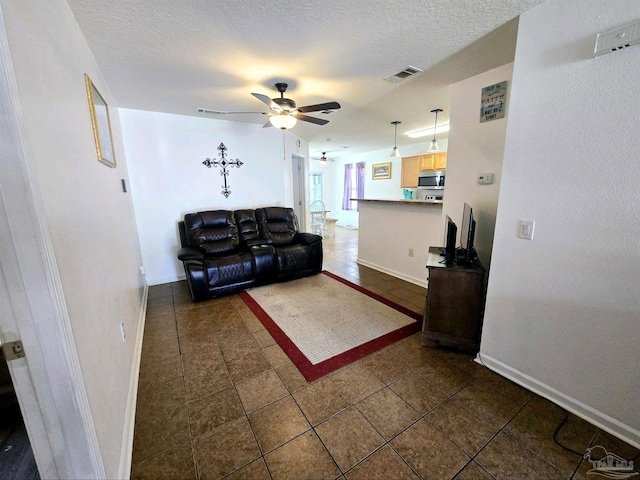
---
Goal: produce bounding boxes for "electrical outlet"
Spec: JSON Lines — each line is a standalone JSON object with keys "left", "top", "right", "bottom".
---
{"left": 120, "top": 321, "right": 126, "bottom": 342}
{"left": 408, "top": 248, "right": 414, "bottom": 257}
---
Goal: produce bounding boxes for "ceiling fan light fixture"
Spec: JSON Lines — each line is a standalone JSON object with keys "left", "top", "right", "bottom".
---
{"left": 270, "top": 112, "right": 297, "bottom": 130}
{"left": 320, "top": 152, "right": 327, "bottom": 163}
{"left": 390, "top": 120, "right": 401, "bottom": 157}
{"left": 427, "top": 108, "right": 443, "bottom": 152}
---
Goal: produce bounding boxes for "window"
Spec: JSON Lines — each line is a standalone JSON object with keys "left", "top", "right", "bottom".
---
{"left": 342, "top": 163, "right": 365, "bottom": 211}
{"left": 309, "top": 173, "right": 323, "bottom": 203}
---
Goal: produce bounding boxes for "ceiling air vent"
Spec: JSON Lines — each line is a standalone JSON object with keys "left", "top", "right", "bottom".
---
{"left": 384, "top": 65, "right": 424, "bottom": 83}
{"left": 594, "top": 19, "right": 640, "bottom": 56}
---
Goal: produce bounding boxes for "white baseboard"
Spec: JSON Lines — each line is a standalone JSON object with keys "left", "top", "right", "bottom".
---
{"left": 118, "top": 283, "right": 148, "bottom": 479}
{"left": 356, "top": 258, "right": 428, "bottom": 288}
{"left": 478, "top": 352, "right": 640, "bottom": 449}
{"left": 146, "top": 273, "right": 185, "bottom": 286}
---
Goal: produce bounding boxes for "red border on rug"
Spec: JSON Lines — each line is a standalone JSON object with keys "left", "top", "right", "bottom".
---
{"left": 238, "top": 271, "right": 422, "bottom": 382}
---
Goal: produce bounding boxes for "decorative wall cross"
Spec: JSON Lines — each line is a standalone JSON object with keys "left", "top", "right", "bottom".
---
{"left": 202, "top": 143, "right": 243, "bottom": 198}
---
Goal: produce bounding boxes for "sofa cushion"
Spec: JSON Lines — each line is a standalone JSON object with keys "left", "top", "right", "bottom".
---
{"left": 205, "top": 252, "right": 254, "bottom": 288}
{"left": 274, "top": 244, "right": 312, "bottom": 273}
{"left": 184, "top": 210, "right": 239, "bottom": 254}
{"left": 256, "top": 207, "right": 298, "bottom": 245}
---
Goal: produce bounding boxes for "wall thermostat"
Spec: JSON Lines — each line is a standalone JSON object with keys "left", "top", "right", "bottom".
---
{"left": 477, "top": 173, "right": 494, "bottom": 185}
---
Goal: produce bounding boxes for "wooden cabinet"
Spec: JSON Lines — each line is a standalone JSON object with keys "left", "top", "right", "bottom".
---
{"left": 401, "top": 156, "right": 420, "bottom": 187}
{"left": 401, "top": 153, "right": 447, "bottom": 188}
{"left": 433, "top": 152, "right": 447, "bottom": 170}
{"left": 421, "top": 247, "right": 486, "bottom": 354}
{"left": 421, "top": 153, "right": 447, "bottom": 171}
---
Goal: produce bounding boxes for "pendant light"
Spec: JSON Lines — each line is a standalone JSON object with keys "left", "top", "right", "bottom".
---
{"left": 428, "top": 109, "right": 443, "bottom": 151}
{"left": 390, "top": 121, "right": 401, "bottom": 157}
{"left": 320, "top": 152, "right": 327, "bottom": 164}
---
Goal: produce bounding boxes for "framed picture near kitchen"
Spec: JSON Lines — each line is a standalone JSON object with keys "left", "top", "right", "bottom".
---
{"left": 372, "top": 162, "right": 391, "bottom": 180}
{"left": 480, "top": 80, "right": 507, "bottom": 123}
{"left": 85, "top": 74, "right": 117, "bottom": 168}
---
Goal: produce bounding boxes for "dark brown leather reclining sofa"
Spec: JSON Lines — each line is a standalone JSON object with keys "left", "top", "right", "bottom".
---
{"left": 177, "top": 207, "right": 323, "bottom": 301}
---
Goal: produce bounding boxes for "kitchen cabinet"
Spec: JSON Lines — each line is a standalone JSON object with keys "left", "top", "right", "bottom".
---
{"left": 401, "top": 156, "right": 421, "bottom": 187}
{"left": 421, "top": 247, "right": 486, "bottom": 354}
{"left": 417, "top": 155, "right": 433, "bottom": 171}
{"left": 421, "top": 153, "right": 447, "bottom": 171}
{"left": 401, "top": 153, "right": 448, "bottom": 187}
{"left": 433, "top": 152, "right": 447, "bottom": 170}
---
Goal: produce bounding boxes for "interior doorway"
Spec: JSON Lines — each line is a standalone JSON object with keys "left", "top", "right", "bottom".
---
{"left": 291, "top": 154, "right": 306, "bottom": 229}
{"left": 0, "top": 358, "right": 38, "bottom": 479}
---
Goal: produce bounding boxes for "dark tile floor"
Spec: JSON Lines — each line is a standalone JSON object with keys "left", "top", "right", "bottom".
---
{"left": 131, "top": 227, "right": 638, "bottom": 479}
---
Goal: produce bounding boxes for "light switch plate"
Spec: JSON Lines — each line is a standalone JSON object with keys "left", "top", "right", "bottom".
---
{"left": 518, "top": 220, "right": 535, "bottom": 240}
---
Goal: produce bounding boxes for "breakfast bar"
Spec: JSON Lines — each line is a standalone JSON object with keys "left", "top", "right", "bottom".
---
{"left": 352, "top": 199, "right": 444, "bottom": 287}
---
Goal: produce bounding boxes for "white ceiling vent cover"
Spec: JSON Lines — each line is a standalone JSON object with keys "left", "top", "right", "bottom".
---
{"left": 384, "top": 65, "right": 424, "bottom": 83}
{"left": 594, "top": 19, "right": 640, "bottom": 56}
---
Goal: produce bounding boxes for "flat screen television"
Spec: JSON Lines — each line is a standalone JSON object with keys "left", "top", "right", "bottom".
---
{"left": 444, "top": 215, "right": 457, "bottom": 264}
{"left": 459, "top": 202, "right": 476, "bottom": 264}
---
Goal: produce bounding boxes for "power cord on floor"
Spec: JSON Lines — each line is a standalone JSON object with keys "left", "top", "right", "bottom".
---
{"left": 553, "top": 413, "right": 585, "bottom": 456}
{"left": 553, "top": 412, "right": 640, "bottom": 460}
{"left": 473, "top": 356, "right": 639, "bottom": 462}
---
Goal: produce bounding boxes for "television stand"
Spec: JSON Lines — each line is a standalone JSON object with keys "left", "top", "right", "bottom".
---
{"left": 422, "top": 246, "right": 487, "bottom": 354}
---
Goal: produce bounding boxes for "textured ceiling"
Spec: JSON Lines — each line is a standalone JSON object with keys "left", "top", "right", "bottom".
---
{"left": 67, "top": 0, "right": 545, "bottom": 158}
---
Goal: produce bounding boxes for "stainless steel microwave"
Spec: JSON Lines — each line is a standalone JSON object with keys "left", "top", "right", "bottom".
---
{"left": 418, "top": 170, "right": 445, "bottom": 189}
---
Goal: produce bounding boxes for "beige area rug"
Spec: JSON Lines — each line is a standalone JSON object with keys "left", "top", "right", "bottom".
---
{"left": 240, "top": 271, "right": 421, "bottom": 381}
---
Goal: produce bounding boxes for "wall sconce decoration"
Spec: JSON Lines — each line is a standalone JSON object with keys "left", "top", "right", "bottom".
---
{"left": 202, "top": 143, "right": 243, "bottom": 198}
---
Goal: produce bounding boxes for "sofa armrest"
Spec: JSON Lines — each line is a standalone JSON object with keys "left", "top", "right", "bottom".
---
{"left": 246, "top": 238, "right": 273, "bottom": 247}
{"left": 294, "top": 233, "right": 323, "bottom": 246}
{"left": 177, "top": 246, "right": 204, "bottom": 261}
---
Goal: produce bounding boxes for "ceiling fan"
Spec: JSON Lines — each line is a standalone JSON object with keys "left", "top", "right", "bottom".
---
{"left": 198, "top": 83, "right": 341, "bottom": 130}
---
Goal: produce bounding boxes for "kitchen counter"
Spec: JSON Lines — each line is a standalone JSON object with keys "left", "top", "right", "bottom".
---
{"left": 351, "top": 198, "right": 443, "bottom": 206}
{"left": 352, "top": 198, "right": 445, "bottom": 287}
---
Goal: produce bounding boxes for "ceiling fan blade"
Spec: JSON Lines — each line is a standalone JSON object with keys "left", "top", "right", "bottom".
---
{"left": 252, "top": 93, "right": 281, "bottom": 112}
{"left": 198, "top": 108, "right": 265, "bottom": 115}
{"left": 295, "top": 114, "right": 329, "bottom": 125}
{"left": 296, "top": 102, "right": 341, "bottom": 113}
{"left": 262, "top": 120, "right": 273, "bottom": 128}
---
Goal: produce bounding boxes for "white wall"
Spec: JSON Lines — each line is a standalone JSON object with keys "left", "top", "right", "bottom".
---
{"left": 358, "top": 202, "right": 444, "bottom": 286}
{"left": 330, "top": 140, "right": 447, "bottom": 228}
{"left": 120, "top": 109, "right": 308, "bottom": 285}
{"left": 481, "top": 0, "right": 640, "bottom": 447}
{"left": 1, "top": 0, "right": 145, "bottom": 476}
{"left": 443, "top": 63, "right": 513, "bottom": 268}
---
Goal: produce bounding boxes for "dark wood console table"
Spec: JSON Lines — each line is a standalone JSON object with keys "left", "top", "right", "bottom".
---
{"left": 421, "top": 246, "right": 486, "bottom": 354}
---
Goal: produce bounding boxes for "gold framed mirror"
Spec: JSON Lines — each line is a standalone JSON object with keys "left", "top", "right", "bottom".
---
{"left": 85, "top": 74, "right": 116, "bottom": 168}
